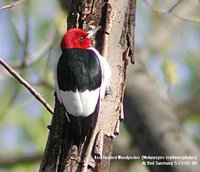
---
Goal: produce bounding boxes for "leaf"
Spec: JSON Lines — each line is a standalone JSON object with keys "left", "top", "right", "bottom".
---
{"left": 162, "top": 59, "right": 178, "bottom": 86}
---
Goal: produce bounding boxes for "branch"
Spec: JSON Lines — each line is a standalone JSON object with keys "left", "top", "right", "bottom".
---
{"left": 143, "top": 0, "right": 200, "bottom": 23}
{"left": 143, "top": 0, "right": 183, "bottom": 14}
{"left": 0, "top": 0, "right": 24, "bottom": 11}
{"left": 0, "top": 153, "right": 42, "bottom": 167}
{"left": 0, "top": 58, "right": 53, "bottom": 115}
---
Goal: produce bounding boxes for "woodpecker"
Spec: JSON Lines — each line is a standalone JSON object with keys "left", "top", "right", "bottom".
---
{"left": 55, "top": 27, "right": 111, "bottom": 147}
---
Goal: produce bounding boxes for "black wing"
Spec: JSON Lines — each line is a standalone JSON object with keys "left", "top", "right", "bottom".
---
{"left": 57, "top": 48, "right": 102, "bottom": 92}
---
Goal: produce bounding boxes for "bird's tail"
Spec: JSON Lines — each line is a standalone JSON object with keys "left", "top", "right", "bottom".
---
{"left": 58, "top": 97, "right": 100, "bottom": 171}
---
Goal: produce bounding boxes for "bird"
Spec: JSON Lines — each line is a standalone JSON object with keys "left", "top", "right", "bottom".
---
{"left": 55, "top": 26, "right": 111, "bottom": 150}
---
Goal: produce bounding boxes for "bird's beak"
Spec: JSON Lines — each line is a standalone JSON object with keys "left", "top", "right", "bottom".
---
{"left": 86, "top": 26, "right": 101, "bottom": 38}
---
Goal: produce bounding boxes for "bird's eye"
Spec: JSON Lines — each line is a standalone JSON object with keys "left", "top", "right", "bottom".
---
{"left": 80, "top": 36, "right": 85, "bottom": 41}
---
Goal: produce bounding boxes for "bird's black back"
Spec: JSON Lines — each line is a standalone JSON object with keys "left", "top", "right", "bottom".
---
{"left": 57, "top": 48, "right": 102, "bottom": 92}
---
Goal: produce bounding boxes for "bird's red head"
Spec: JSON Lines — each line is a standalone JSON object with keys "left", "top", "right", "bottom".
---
{"left": 60, "top": 28, "right": 91, "bottom": 51}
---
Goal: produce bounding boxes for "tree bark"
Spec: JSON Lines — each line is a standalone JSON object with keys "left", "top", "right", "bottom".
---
{"left": 124, "top": 63, "right": 200, "bottom": 172}
{"left": 40, "top": 0, "right": 136, "bottom": 171}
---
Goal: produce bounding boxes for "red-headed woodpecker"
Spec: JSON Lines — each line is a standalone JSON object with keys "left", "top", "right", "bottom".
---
{"left": 55, "top": 27, "right": 111, "bottom": 146}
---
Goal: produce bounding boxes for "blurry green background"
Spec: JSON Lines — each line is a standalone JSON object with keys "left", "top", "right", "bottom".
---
{"left": 0, "top": 0, "right": 200, "bottom": 171}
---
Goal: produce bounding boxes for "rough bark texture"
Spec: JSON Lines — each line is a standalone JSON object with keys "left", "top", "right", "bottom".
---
{"left": 40, "top": 0, "right": 136, "bottom": 171}
{"left": 39, "top": 98, "right": 67, "bottom": 171}
{"left": 124, "top": 64, "right": 200, "bottom": 172}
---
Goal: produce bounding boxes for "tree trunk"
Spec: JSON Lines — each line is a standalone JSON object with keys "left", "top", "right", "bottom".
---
{"left": 39, "top": 0, "right": 136, "bottom": 171}
{"left": 124, "top": 64, "right": 200, "bottom": 172}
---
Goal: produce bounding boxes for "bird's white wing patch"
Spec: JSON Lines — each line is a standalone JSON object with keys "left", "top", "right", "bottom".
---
{"left": 88, "top": 47, "right": 111, "bottom": 99}
{"left": 60, "top": 90, "right": 83, "bottom": 116}
{"left": 79, "top": 89, "right": 100, "bottom": 116}
{"left": 59, "top": 89, "right": 100, "bottom": 117}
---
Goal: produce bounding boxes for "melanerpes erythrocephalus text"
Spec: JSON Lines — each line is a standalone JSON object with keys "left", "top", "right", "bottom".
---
{"left": 55, "top": 26, "right": 111, "bottom": 147}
